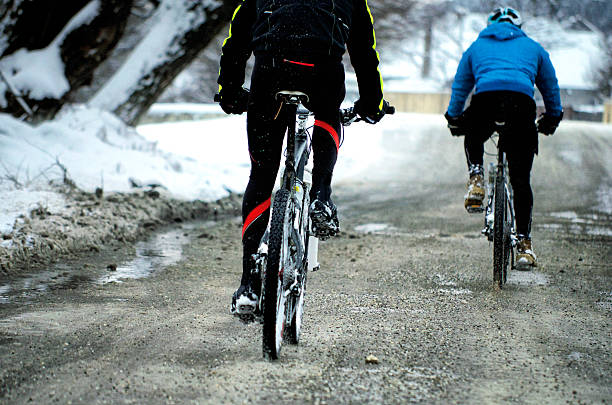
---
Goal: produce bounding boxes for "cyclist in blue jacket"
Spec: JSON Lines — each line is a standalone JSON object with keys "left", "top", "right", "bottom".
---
{"left": 445, "top": 7, "right": 563, "bottom": 270}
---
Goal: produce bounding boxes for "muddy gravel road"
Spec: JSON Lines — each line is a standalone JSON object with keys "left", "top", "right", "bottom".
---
{"left": 1, "top": 116, "right": 610, "bottom": 404}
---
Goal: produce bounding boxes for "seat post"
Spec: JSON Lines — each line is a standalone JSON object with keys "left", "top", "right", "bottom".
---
{"left": 283, "top": 102, "right": 298, "bottom": 190}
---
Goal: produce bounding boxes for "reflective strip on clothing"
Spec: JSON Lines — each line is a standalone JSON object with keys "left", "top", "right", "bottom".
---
{"left": 363, "top": 0, "right": 384, "bottom": 110}
{"left": 242, "top": 197, "right": 271, "bottom": 239}
{"left": 283, "top": 59, "right": 315, "bottom": 67}
{"left": 314, "top": 120, "right": 339, "bottom": 151}
{"left": 218, "top": 1, "right": 245, "bottom": 93}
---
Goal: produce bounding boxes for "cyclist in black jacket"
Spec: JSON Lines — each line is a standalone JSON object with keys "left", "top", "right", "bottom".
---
{"left": 217, "top": 0, "right": 390, "bottom": 316}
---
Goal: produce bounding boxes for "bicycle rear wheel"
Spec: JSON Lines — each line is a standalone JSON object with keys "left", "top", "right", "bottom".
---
{"left": 262, "top": 189, "right": 292, "bottom": 359}
{"left": 493, "top": 171, "right": 510, "bottom": 288}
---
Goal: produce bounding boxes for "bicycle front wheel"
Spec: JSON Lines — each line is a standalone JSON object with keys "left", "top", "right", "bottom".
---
{"left": 285, "top": 202, "right": 309, "bottom": 345}
{"left": 493, "top": 172, "right": 510, "bottom": 288}
{"left": 285, "top": 151, "right": 310, "bottom": 345}
{"left": 262, "top": 189, "right": 292, "bottom": 359}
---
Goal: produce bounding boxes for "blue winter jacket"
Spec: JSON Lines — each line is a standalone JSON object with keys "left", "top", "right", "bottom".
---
{"left": 447, "top": 22, "right": 562, "bottom": 117}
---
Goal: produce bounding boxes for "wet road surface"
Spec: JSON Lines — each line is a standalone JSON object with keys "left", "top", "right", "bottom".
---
{"left": 0, "top": 116, "right": 610, "bottom": 404}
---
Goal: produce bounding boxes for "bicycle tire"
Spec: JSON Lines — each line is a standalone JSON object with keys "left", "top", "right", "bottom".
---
{"left": 493, "top": 170, "right": 508, "bottom": 288}
{"left": 262, "top": 189, "right": 291, "bottom": 359}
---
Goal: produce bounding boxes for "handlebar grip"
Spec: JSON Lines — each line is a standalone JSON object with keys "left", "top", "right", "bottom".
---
{"left": 213, "top": 93, "right": 221, "bottom": 103}
{"left": 386, "top": 105, "right": 395, "bottom": 115}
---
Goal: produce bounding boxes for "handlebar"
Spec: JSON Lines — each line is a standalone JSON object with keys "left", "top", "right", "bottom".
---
{"left": 215, "top": 91, "right": 395, "bottom": 126}
{"left": 340, "top": 104, "right": 396, "bottom": 126}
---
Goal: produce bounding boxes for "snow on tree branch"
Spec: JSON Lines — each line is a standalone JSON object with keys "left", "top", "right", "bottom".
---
{"left": 89, "top": 0, "right": 233, "bottom": 125}
{"left": 0, "top": 1, "right": 101, "bottom": 108}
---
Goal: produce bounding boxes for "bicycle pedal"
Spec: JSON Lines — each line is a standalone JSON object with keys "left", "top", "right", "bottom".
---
{"left": 236, "top": 313, "right": 256, "bottom": 324}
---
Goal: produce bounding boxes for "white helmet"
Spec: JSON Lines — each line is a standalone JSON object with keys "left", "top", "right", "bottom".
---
{"left": 487, "top": 7, "right": 522, "bottom": 27}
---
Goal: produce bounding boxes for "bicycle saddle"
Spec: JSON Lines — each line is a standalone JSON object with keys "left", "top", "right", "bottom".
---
{"left": 276, "top": 90, "right": 309, "bottom": 104}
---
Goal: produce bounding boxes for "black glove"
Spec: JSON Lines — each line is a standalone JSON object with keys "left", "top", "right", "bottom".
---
{"left": 217, "top": 87, "right": 249, "bottom": 115}
{"left": 354, "top": 99, "right": 389, "bottom": 124}
{"left": 444, "top": 112, "right": 467, "bottom": 136}
{"left": 537, "top": 111, "right": 563, "bottom": 135}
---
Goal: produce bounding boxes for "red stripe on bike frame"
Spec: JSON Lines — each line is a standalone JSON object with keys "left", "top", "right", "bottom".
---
{"left": 315, "top": 120, "right": 339, "bottom": 151}
{"left": 283, "top": 58, "right": 315, "bottom": 67}
{"left": 242, "top": 197, "right": 271, "bottom": 239}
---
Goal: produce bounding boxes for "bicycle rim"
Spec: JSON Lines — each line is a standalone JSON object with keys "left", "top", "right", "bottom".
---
{"left": 493, "top": 172, "right": 508, "bottom": 288}
{"left": 262, "top": 189, "right": 291, "bottom": 360}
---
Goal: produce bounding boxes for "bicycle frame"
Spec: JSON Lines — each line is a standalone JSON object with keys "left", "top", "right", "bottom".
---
{"left": 278, "top": 94, "right": 317, "bottom": 271}
{"left": 279, "top": 97, "right": 316, "bottom": 301}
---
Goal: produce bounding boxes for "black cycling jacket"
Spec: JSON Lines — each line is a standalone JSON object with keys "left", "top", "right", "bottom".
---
{"left": 218, "top": 0, "right": 384, "bottom": 112}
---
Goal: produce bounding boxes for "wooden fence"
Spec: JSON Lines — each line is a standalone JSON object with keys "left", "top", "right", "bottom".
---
{"left": 384, "top": 92, "right": 451, "bottom": 114}
{"left": 604, "top": 100, "right": 612, "bottom": 124}
{"left": 386, "top": 93, "right": 612, "bottom": 124}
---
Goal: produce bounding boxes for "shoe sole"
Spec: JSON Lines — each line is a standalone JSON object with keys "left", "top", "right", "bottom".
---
{"left": 515, "top": 260, "right": 536, "bottom": 271}
{"left": 311, "top": 212, "right": 339, "bottom": 240}
{"left": 237, "top": 303, "right": 256, "bottom": 313}
{"left": 466, "top": 204, "right": 484, "bottom": 213}
{"left": 232, "top": 303, "right": 258, "bottom": 324}
{"left": 464, "top": 195, "right": 484, "bottom": 213}
{"left": 232, "top": 295, "right": 257, "bottom": 314}
{"left": 233, "top": 313, "right": 256, "bottom": 324}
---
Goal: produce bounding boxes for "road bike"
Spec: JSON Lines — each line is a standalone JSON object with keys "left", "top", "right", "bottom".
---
{"left": 471, "top": 128, "right": 517, "bottom": 288}
{"left": 249, "top": 92, "right": 394, "bottom": 359}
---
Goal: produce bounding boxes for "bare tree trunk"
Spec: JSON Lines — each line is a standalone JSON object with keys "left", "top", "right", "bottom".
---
{"left": 0, "top": 0, "right": 26, "bottom": 56}
{"left": 0, "top": 0, "right": 133, "bottom": 121}
{"left": 62, "top": 1, "right": 133, "bottom": 94}
{"left": 422, "top": 16, "right": 433, "bottom": 78}
{"left": 1, "top": 0, "right": 100, "bottom": 58}
{"left": 89, "top": 0, "right": 238, "bottom": 126}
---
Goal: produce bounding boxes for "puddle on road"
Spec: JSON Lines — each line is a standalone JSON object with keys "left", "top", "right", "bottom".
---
{"left": 96, "top": 229, "right": 188, "bottom": 284}
{"left": 431, "top": 274, "right": 473, "bottom": 295}
{"left": 537, "top": 210, "right": 612, "bottom": 237}
{"left": 354, "top": 223, "right": 394, "bottom": 234}
{"left": 507, "top": 270, "right": 549, "bottom": 286}
{"left": 0, "top": 221, "right": 216, "bottom": 304}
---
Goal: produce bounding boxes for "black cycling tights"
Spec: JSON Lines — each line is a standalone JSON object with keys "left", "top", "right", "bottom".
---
{"left": 463, "top": 91, "right": 538, "bottom": 237}
{"left": 240, "top": 55, "right": 345, "bottom": 285}
{"left": 465, "top": 139, "right": 534, "bottom": 236}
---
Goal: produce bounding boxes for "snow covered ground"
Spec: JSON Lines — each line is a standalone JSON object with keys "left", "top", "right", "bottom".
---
{"left": 0, "top": 103, "right": 390, "bottom": 236}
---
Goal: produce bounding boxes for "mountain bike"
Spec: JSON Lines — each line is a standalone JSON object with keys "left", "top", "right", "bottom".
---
{"left": 250, "top": 92, "right": 394, "bottom": 359}
{"left": 245, "top": 90, "right": 314, "bottom": 360}
{"left": 475, "top": 128, "right": 517, "bottom": 288}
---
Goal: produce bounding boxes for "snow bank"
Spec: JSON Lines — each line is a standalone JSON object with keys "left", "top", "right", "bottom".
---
{"left": 0, "top": 104, "right": 396, "bottom": 235}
